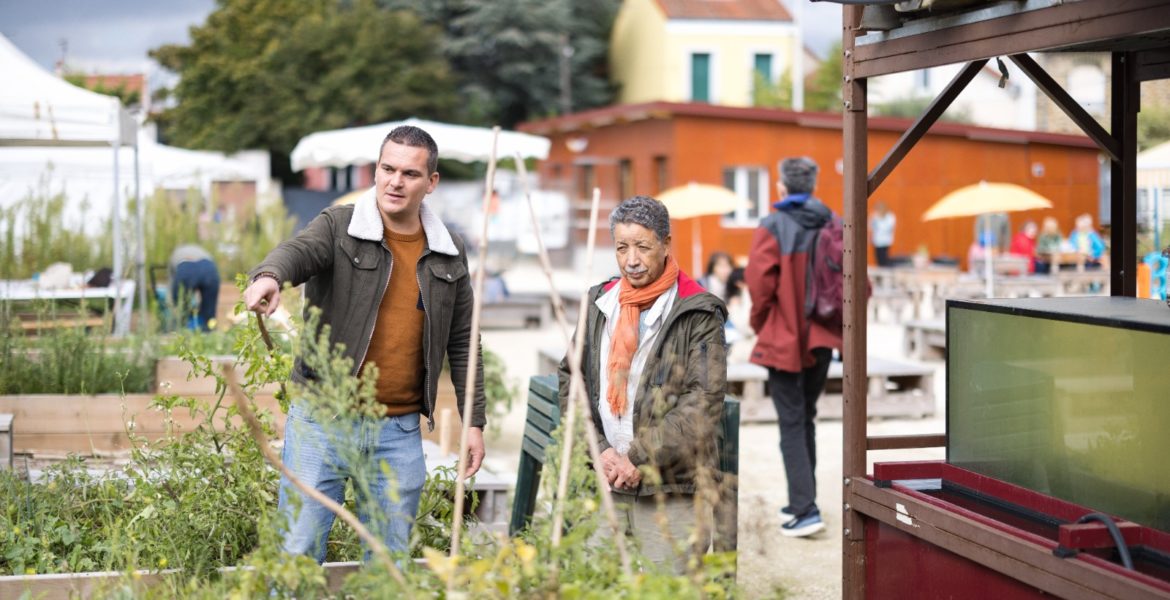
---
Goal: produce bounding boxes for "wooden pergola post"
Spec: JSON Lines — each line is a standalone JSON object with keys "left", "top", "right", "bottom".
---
{"left": 841, "top": 5, "right": 868, "bottom": 599}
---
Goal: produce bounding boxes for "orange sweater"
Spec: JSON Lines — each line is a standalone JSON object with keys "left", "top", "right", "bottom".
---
{"left": 362, "top": 228, "right": 426, "bottom": 415}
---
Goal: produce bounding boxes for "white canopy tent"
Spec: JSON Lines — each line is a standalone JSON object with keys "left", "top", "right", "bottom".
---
{"left": 0, "top": 33, "right": 142, "bottom": 332}
{"left": 290, "top": 117, "right": 551, "bottom": 171}
{"left": 0, "top": 131, "right": 266, "bottom": 217}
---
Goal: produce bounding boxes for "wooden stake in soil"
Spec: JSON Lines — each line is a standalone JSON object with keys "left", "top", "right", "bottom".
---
{"left": 515, "top": 162, "right": 632, "bottom": 575}
{"left": 449, "top": 127, "right": 501, "bottom": 569}
{"left": 222, "top": 363, "right": 408, "bottom": 588}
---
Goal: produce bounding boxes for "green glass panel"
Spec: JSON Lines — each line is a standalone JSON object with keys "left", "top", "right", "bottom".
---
{"left": 948, "top": 300, "right": 1170, "bottom": 532}
{"left": 691, "top": 53, "right": 710, "bottom": 103}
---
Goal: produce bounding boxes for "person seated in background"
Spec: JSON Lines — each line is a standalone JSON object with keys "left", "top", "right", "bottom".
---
{"left": 967, "top": 232, "right": 995, "bottom": 272}
{"left": 1034, "top": 217, "right": 1064, "bottom": 274}
{"left": 169, "top": 244, "right": 220, "bottom": 331}
{"left": 700, "top": 251, "right": 734, "bottom": 303}
{"left": 723, "top": 267, "right": 756, "bottom": 364}
{"left": 1067, "top": 213, "right": 1106, "bottom": 269}
{"left": 1008, "top": 220, "right": 1038, "bottom": 273}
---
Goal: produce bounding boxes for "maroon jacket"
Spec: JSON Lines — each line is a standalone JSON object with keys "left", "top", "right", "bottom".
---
{"left": 745, "top": 198, "right": 843, "bottom": 372}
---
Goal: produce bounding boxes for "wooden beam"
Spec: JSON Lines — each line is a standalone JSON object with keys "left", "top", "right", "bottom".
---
{"left": 1111, "top": 51, "right": 1140, "bottom": 297}
{"left": 1137, "top": 49, "right": 1170, "bottom": 82}
{"left": 850, "top": 479, "right": 1170, "bottom": 599}
{"left": 866, "top": 433, "right": 946, "bottom": 451}
{"left": 850, "top": 0, "right": 1170, "bottom": 78}
{"left": 842, "top": 6, "right": 868, "bottom": 599}
{"left": 1009, "top": 53, "right": 1121, "bottom": 163}
{"left": 868, "top": 60, "right": 987, "bottom": 196}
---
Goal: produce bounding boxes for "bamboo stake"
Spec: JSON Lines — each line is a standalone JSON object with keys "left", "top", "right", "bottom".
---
{"left": 514, "top": 161, "right": 632, "bottom": 575}
{"left": 222, "top": 364, "right": 409, "bottom": 588}
{"left": 449, "top": 127, "right": 501, "bottom": 573}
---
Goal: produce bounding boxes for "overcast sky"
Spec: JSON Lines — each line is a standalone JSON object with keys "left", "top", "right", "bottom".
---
{"left": 0, "top": 0, "right": 842, "bottom": 76}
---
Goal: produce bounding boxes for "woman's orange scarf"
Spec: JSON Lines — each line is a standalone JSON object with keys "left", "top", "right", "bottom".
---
{"left": 606, "top": 255, "right": 679, "bottom": 416}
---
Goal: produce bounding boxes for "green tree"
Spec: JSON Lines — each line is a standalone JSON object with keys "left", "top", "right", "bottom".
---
{"left": 63, "top": 75, "right": 142, "bottom": 108}
{"left": 151, "top": 0, "right": 457, "bottom": 179}
{"left": 1139, "top": 105, "right": 1170, "bottom": 151}
{"left": 753, "top": 69, "right": 793, "bottom": 109}
{"left": 871, "top": 96, "right": 973, "bottom": 124}
{"left": 381, "top": 0, "right": 619, "bottom": 127}
{"left": 805, "top": 41, "right": 843, "bottom": 113}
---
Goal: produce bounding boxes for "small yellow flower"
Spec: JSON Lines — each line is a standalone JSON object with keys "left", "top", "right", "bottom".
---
{"left": 24, "top": 568, "right": 35, "bottom": 575}
{"left": 157, "top": 557, "right": 168, "bottom": 569}
{"left": 12, "top": 527, "right": 20, "bottom": 535}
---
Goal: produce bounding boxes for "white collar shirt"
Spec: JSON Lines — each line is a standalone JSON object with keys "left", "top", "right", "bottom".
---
{"left": 595, "top": 279, "right": 678, "bottom": 455}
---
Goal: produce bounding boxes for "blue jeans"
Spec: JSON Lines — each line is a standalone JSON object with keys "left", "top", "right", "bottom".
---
{"left": 172, "top": 259, "right": 220, "bottom": 331}
{"left": 277, "top": 402, "right": 426, "bottom": 562}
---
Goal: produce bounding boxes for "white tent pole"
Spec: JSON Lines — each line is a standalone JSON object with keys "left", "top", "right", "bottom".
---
{"left": 134, "top": 143, "right": 147, "bottom": 332}
{"left": 692, "top": 218, "right": 703, "bottom": 276}
{"left": 984, "top": 217, "right": 994, "bottom": 298}
{"left": 112, "top": 142, "right": 124, "bottom": 334}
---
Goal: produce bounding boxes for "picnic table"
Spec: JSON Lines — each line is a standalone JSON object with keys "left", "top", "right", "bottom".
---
{"left": 728, "top": 355, "right": 935, "bottom": 422}
{"left": 0, "top": 278, "right": 136, "bottom": 335}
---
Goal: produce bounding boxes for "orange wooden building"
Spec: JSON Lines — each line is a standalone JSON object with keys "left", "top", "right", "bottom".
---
{"left": 520, "top": 101, "right": 1101, "bottom": 273}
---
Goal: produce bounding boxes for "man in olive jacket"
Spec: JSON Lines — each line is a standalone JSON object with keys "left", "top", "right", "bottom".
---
{"left": 558, "top": 195, "right": 726, "bottom": 573}
{"left": 244, "top": 125, "right": 485, "bottom": 561}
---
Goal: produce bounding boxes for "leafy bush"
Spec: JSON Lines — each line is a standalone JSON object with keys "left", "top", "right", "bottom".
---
{"left": 0, "top": 316, "right": 156, "bottom": 395}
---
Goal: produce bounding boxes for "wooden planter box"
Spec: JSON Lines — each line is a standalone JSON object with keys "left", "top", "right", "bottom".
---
{"left": 2, "top": 354, "right": 463, "bottom": 455}
{"left": 0, "top": 392, "right": 283, "bottom": 455}
{"left": 0, "top": 560, "right": 385, "bottom": 599}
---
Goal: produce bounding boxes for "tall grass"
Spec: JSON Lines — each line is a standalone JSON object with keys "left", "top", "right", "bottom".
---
{"left": 1, "top": 185, "right": 295, "bottom": 284}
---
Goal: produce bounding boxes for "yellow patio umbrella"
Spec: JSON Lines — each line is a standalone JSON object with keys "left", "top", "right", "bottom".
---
{"left": 923, "top": 181, "right": 1053, "bottom": 297}
{"left": 658, "top": 182, "right": 750, "bottom": 276}
{"left": 922, "top": 181, "right": 1053, "bottom": 221}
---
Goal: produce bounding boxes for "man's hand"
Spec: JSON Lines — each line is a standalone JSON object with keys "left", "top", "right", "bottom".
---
{"left": 610, "top": 453, "right": 641, "bottom": 490}
{"left": 461, "top": 426, "right": 485, "bottom": 479}
{"left": 599, "top": 448, "right": 621, "bottom": 488}
{"left": 244, "top": 276, "right": 280, "bottom": 316}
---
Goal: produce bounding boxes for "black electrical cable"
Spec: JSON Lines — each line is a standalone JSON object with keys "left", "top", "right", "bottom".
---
{"left": 1077, "top": 512, "right": 1134, "bottom": 571}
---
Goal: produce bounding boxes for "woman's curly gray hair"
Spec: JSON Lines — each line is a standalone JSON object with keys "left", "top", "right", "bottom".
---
{"left": 609, "top": 195, "right": 671, "bottom": 242}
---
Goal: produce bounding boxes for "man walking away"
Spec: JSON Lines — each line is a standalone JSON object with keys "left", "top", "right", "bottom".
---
{"left": 745, "top": 157, "right": 842, "bottom": 538}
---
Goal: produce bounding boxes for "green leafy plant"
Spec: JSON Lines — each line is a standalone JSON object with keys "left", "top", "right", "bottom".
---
{"left": 0, "top": 313, "right": 156, "bottom": 395}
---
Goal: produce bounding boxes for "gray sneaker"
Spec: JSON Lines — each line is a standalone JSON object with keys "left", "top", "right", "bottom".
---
{"left": 781, "top": 509, "right": 825, "bottom": 538}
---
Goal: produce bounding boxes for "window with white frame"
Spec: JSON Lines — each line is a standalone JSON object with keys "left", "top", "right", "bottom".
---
{"left": 721, "top": 166, "right": 770, "bottom": 226}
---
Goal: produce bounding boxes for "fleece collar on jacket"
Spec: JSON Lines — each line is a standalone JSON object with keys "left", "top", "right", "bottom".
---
{"left": 346, "top": 186, "right": 459, "bottom": 256}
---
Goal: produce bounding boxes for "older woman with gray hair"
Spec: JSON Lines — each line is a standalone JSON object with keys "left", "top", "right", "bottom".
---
{"left": 557, "top": 195, "right": 728, "bottom": 572}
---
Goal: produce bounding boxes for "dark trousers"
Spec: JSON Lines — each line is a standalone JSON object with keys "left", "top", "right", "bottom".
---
{"left": 173, "top": 259, "right": 220, "bottom": 331}
{"left": 874, "top": 245, "right": 891, "bottom": 267}
{"left": 768, "top": 347, "right": 833, "bottom": 517}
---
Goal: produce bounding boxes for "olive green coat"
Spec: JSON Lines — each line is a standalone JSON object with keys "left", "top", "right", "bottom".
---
{"left": 250, "top": 193, "right": 485, "bottom": 430}
{"left": 558, "top": 273, "right": 727, "bottom": 497}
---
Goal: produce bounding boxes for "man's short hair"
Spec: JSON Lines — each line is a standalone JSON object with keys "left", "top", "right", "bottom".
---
{"left": 381, "top": 125, "right": 439, "bottom": 174}
{"left": 781, "top": 157, "right": 819, "bottom": 195}
{"left": 609, "top": 195, "right": 671, "bottom": 242}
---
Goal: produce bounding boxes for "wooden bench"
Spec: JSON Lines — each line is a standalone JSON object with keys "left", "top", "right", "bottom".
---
{"left": 733, "top": 355, "right": 935, "bottom": 422}
{"left": 903, "top": 319, "right": 946, "bottom": 361}
{"left": 13, "top": 313, "right": 106, "bottom": 334}
{"left": 510, "top": 374, "right": 740, "bottom": 553}
{"left": 868, "top": 286, "right": 915, "bottom": 323}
